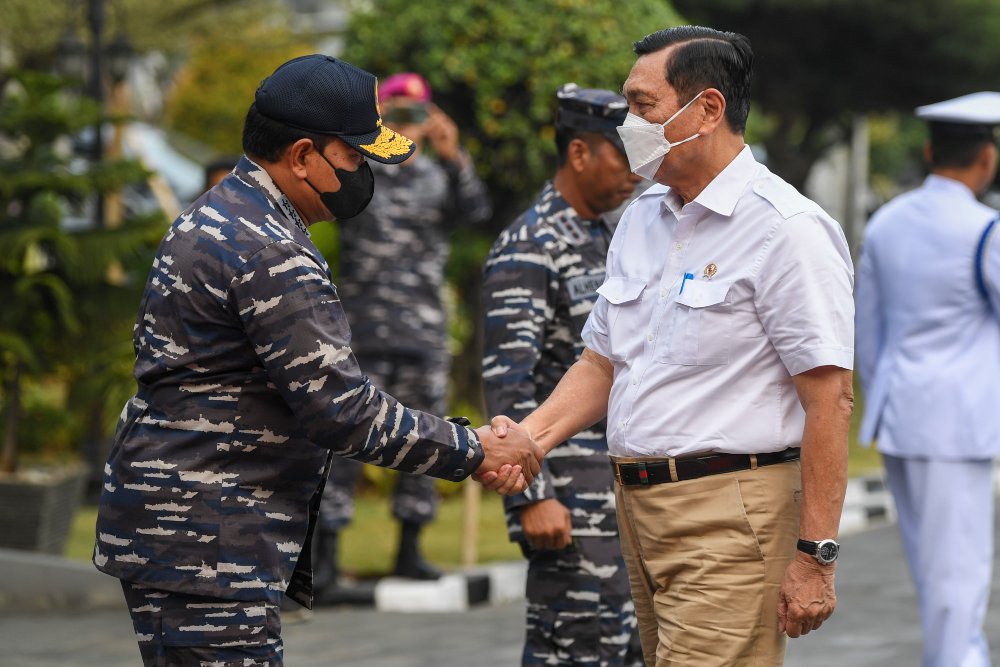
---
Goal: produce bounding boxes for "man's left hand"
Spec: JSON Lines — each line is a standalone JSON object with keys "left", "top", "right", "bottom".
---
{"left": 777, "top": 552, "right": 836, "bottom": 637}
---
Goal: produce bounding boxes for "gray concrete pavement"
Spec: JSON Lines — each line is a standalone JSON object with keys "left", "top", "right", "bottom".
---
{"left": 0, "top": 494, "right": 1000, "bottom": 667}
{"left": 3, "top": 508, "right": 999, "bottom": 666}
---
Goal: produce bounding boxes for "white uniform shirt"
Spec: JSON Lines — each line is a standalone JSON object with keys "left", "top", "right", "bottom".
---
{"left": 582, "top": 146, "right": 854, "bottom": 458}
{"left": 856, "top": 174, "right": 1000, "bottom": 459}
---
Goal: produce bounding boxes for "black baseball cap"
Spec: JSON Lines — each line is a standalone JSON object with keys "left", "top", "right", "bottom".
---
{"left": 255, "top": 54, "right": 416, "bottom": 164}
{"left": 555, "top": 83, "right": 629, "bottom": 155}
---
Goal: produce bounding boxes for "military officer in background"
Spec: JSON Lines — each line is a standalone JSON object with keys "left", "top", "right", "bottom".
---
{"left": 315, "top": 72, "right": 493, "bottom": 594}
{"left": 93, "top": 55, "right": 537, "bottom": 666}
{"left": 856, "top": 92, "right": 1000, "bottom": 667}
{"left": 482, "top": 84, "right": 644, "bottom": 667}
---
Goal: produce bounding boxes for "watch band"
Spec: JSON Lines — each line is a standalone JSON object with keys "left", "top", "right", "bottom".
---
{"left": 797, "top": 538, "right": 840, "bottom": 565}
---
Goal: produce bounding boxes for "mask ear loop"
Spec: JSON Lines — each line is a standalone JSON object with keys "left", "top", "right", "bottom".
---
{"left": 661, "top": 90, "right": 706, "bottom": 129}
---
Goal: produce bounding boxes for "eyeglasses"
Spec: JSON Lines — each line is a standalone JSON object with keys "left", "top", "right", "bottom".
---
{"left": 382, "top": 104, "right": 429, "bottom": 125}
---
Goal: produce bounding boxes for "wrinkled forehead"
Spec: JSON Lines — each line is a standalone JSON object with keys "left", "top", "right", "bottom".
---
{"left": 622, "top": 48, "right": 677, "bottom": 104}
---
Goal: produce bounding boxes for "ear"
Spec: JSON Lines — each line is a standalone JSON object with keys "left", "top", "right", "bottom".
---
{"left": 286, "top": 138, "right": 316, "bottom": 180}
{"left": 567, "top": 137, "right": 592, "bottom": 173}
{"left": 977, "top": 141, "right": 997, "bottom": 170}
{"left": 923, "top": 142, "right": 933, "bottom": 165}
{"left": 697, "top": 88, "right": 728, "bottom": 135}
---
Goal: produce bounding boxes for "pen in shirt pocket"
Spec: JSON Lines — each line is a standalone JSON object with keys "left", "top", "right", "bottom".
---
{"left": 679, "top": 271, "right": 695, "bottom": 294}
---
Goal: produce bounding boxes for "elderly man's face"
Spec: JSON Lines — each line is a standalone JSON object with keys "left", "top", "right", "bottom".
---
{"left": 622, "top": 45, "right": 704, "bottom": 181}
{"left": 623, "top": 46, "right": 692, "bottom": 129}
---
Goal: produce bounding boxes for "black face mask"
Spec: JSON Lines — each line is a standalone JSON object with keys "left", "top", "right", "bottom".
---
{"left": 306, "top": 152, "right": 374, "bottom": 220}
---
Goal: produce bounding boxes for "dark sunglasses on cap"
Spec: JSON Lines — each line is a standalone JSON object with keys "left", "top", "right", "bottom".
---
{"left": 382, "top": 104, "right": 429, "bottom": 125}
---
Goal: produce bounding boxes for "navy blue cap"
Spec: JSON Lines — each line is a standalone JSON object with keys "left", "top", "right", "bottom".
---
{"left": 555, "top": 83, "right": 629, "bottom": 154}
{"left": 255, "top": 55, "right": 415, "bottom": 164}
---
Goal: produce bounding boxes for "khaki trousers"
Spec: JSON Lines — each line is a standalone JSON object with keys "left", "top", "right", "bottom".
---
{"left": 613, "top": 458, "right": 801, "bottom": 667}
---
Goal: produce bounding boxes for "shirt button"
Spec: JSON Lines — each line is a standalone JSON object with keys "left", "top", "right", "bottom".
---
{"left": 675, "top": 243, "right": 683, "bottom": 251}
{"left": 631, "top": 377, "right": 639, "bottom": 385}
{"left": 659, "top": 288, "right": 667, "bottom": 297}
{"left": 647, "top": 334, "right": 654, "bottom": 342}
{"left": 618, "top": 421, "right": 625, "bottom": 429}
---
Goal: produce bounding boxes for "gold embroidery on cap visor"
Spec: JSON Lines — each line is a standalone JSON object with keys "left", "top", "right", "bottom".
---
{"left": 359, "top": 124, "right": 414, "bottom": 160}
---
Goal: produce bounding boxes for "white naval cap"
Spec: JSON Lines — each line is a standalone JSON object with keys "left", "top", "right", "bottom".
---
{"left": 915, "top": 92, "right": 1000, "bottom": 124}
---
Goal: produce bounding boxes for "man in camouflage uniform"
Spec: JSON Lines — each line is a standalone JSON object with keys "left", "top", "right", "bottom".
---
{"left": 93, "top": 55, "right": 539, "bottom": 667}
{"left": 481, "top": 84, "right": 644, "bottom": 667}
{"left": 316, "top": 73, "right": 492, "bottom": 589}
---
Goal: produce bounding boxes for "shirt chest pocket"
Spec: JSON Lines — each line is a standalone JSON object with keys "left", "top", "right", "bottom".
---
{"left": 596, "top": 276, "right": 647, "bottom": 362}
{"left": 657, "top": 280, "right": 734, "bottom": 365}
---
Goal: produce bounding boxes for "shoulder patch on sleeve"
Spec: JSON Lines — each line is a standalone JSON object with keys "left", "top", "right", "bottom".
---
{"left": 752, "top": 178, "right": 820, "bottom": 220}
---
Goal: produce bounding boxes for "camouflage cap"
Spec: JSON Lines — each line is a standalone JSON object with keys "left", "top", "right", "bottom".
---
{"left": 555, "top": 83, "right": 629, "bottom": 155}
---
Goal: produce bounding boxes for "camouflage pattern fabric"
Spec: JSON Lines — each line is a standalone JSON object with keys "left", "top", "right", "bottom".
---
{"left": 482, "top": 182, "right": 643, "bottom": 666}
{"left": 522, "top": 537, "right": 640, "bottom": 667}
{"left": 337, "top": 151, "right": 491, "bottom": 358}
{"left": 320, "top": 353, "right": 447, "bottom": 530}
{"left": 121, "top": 580, "right": 282, "bottom": 666}
{"left": 324, "top": 151, "right": 489, "bottom": 525}
{"left": 94, "top": 156, "right": 484, "bottom": 610}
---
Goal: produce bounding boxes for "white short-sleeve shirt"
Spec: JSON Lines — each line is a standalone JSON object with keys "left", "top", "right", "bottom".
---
{"left": 582, "top": 145, "right": 854, "bottom": 458}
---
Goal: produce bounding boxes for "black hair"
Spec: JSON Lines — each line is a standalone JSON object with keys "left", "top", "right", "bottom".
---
{"left": 928, "top": 123, "right": 994, "bottom": 169}
{"left": 241, "top": 103, "right": 332, "bottom": 162}
{"left": 633, "top": 25, "right": 753, "bottom": 134}
{"left": 555, "top": 129, "right": 609, "bottom": 168}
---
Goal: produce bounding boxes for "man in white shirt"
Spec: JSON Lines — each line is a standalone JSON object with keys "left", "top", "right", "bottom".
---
{"left": 510, "top": 26, "right": 855, "bottom": 666}
{"left": 856, "top": 92, "right": 1000, "bottom": 667}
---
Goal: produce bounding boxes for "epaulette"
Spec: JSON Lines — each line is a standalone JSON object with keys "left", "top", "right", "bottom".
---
{"left": 751, "top": 178, "right": 819, "bottom": 220}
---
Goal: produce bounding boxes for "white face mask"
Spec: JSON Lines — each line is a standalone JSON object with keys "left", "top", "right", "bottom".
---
{"left": 616, "top": 90, "right": 705, "bottom": 180}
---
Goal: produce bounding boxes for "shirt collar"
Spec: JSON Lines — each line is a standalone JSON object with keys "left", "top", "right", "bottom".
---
{"left": 660, "top": 144, "right": 758, "bottom": 218}
{"left": 237, "top": 155, "right": 310, "bottom": 236}
{"left": 924, "top": 173, "right": 978, "bottom": 202}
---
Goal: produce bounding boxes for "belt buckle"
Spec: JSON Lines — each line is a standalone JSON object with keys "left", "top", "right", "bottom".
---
{"left": 637, "top": 461, "right": 650, "bottom": 485}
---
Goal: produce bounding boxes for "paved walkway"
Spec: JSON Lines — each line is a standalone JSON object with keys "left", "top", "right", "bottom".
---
{"left": 3, "top": 506, "right": 1000, "bottom": 666}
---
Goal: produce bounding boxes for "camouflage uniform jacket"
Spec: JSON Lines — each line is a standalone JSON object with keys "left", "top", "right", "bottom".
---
{"left": 94, "top": 157, "right": 484, "bottom": 607}
{"left": 482, "top": 182, "right": 616, "bottom": 542}
{"left": 338, "top": 151, "right": 491, "bottom": 358}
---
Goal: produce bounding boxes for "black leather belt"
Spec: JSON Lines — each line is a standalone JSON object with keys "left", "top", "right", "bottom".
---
{"left": 612, "top": 448, "right": 800, "bottom": 486}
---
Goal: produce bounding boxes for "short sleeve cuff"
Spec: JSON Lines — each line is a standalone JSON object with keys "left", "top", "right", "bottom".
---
{"left": 581, "top": 318, "right": 610, "bottom": 359}
{"left": 783, "top": 345, "right": 855, "bottom": 376}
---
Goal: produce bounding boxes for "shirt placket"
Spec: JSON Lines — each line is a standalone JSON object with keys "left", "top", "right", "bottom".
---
{"left": 616, "top": 202, "right": 698, "bottom": 451}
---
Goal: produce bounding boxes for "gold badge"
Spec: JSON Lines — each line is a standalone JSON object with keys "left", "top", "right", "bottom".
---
{"left": 703, "top": 263, "right": 718, "bottom": 279}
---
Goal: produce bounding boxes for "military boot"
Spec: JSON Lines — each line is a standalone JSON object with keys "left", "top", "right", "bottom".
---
{"left": 392, "top": 520, "right": 442, "bottom": 579}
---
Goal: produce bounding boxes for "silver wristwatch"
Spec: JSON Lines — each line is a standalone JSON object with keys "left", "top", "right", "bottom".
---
{"left": 796, "top": 538, "right": 840, "bottom": 565}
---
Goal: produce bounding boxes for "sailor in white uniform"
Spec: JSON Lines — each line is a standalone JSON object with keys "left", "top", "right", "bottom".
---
{"left": 856, "top": 92, "right": 1000, "bottom": 667}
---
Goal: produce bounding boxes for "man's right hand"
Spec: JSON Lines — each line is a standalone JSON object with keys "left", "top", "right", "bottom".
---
{"left": 472, "top": 418, "right": 543, "bottom": 488}
{"left": 521, "top": 498, "right": 572, "bottom": 551}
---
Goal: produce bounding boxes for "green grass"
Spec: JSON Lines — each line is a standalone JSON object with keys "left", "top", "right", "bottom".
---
{"left": 66, "top": 486, "right": 522, "bottom": 574}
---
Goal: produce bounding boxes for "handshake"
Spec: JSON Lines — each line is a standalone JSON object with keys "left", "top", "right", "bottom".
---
{"left": 471, "top": 416, "right": 545, "bottom": 496}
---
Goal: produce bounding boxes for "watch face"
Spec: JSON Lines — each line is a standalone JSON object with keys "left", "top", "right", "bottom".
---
{"left": 817, "top": 540, "right": 839, "bottom": 564}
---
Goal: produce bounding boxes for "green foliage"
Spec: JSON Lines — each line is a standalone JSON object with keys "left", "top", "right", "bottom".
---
{"left": 673, "top": 0, "right": 1000, "bottom": 187}
{"left": 345, "top": 0, "right": 679, "bottom": 213}
{"left": 163, "top": 23, "right": 316, "bottom": 155}
{"left": 0, "top": 0, "right": 285, "bottom": 72}
{"left": 0, "top": 68, "right": 164, "bottom": 471}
